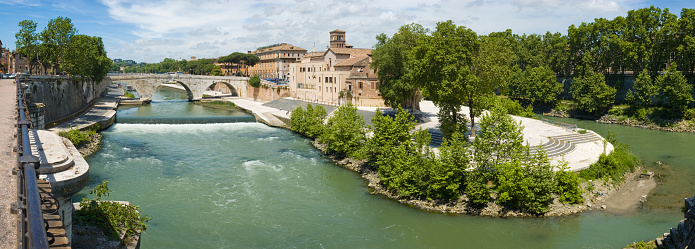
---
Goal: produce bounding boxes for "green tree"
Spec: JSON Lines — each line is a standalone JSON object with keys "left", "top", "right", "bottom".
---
{"left": 211, "top": 65, "right": 223, "bottom": 76}
{"left": 526, "top": 66, "right": 563, "bottom": 105}
{"left": 15, "top": 20, "right": 40, "bottom": 74}
{"left": 626, "top": 69, "right": 658, "bottom": 107}
{"left": 63, "top": 35, "right": 111, "bottom": 83}
{"left": 570, "top": 73, "right": 616, "bottom": 113}
{"left": 496, "top": 152, "right": 555, "bottom": 214}
{"left": 366, "top": 107, "right": 416, "bottom": 168}
{"left": 372, "top": 23, "right": 428, "bottom": 110}
{"left": 471, "top": 35, "right": 516, "bottom": 100}
{"left": 249, "top": 75, "right": 261, "bottom": 88}
{"left": 319, "top": 103, "right": 367, "bottom": 156}
{"left": 41, "top": 16, "right": 77, "bottom": 73}
{"left": 410, "top": 20, "right": 479, "bottom": 137}
{"left": 289, "top": 104, "right": 326, "bottom": 139}
{"left": 658, "top": 63, "right": 693, "bottom": 115}
{"left": 473, "top": 105, "right": 526, "bottom": 171}
{"left": 429, "top": 132, "right": 469, "bottom": 200}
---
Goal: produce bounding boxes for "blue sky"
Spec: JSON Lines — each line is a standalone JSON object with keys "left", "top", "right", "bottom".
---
{"left": 1, "top": 0, "right": 693, "bottom": 63}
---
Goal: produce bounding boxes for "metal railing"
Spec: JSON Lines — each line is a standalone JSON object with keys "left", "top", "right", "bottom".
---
{"left": 15, "top": 76, "right": 50, "bottom": 249}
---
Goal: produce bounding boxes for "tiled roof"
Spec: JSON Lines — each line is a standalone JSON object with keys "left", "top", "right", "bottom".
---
{"left": 331, "top": 29, "right": 346, "bottom": 33}
{"left": 334, "top": 56, "right": 370, "bottom": 67}
{"left": 326, "top": 48, "right": 372, "bottom": 57}
{"left": 304, "top": 51, "right": 325, "bottom": 58}
{"left": 253, "top": 43, "right": 307, "bottom": 54}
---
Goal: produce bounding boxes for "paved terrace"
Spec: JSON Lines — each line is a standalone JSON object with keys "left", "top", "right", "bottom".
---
{"left": 229, "top": 97, "right": 611, "bottom": 171}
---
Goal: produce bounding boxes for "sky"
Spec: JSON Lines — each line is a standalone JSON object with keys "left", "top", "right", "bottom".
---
{"left": 1, "top": 0, "right": 693, "bottom": 63}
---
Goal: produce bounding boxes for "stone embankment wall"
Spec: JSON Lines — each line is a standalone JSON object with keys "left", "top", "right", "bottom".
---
{"left": 657, "top": 195, "right": 695, "bottom": 249}
{"left": 20, "top": 76, "right": 111, "bottom": 127}
{"left": 247, "top": 84, "right": 292, "bottom": 102}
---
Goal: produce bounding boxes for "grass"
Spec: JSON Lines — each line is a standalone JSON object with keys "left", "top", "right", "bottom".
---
{"left": 578, "top": 132, "right": 640, "bottom": 183}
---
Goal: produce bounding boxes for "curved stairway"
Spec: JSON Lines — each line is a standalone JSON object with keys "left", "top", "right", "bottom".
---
{"left": 530, "top": 132, "right": 603, "bottom": 158}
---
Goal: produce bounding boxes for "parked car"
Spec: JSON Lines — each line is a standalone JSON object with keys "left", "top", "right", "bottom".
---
{"left": 8, "top": 74, "right": 16, "bottom": 79}
{"left": 3, "top": 73, "right": 11, "bottom": 79}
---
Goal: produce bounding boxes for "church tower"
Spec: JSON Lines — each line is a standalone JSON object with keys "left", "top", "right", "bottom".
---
{"left": 330, "top": 29, "right": 346, "bottom": 48}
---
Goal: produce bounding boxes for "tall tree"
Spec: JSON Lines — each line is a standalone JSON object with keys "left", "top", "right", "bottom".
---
{"left": 371, "top": 23, "right": 428, "bottom": 110}
{"left": 626, "top": 69, "right": 658, "bottom": 107}
{"left": 410, "top": 20, "right": 479, "bottom": 137}
{"left": 41, "top": 16, "right": 77, "bottom": 73}
{"left": 63, "top": 35, "right": 111, "bottom": 83}
{"left": 658, "top": 63, "right": 693, "bottom": 115}
{"left": 14, "top": 20, "right": 39, "bottom": 74}
{"left": 472, "top": 35, "right": 516, "bottom": 97}
{"left": 570, "top": 72, "right": 616, "bottom": 114}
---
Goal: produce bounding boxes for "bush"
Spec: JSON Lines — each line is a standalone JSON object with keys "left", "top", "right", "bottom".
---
{"left": 427, "top": 132, "right": 468, "bottom": 200}
{"left": 58, "top": 127, "right": 95, "bottom": 146}
{"left": 579, "top": 132, "right": 640, "bottom": 182}
{"left": 319, "top": 103, "right": 367, "bottom": 156}
{"left": 555, "top": 168, "right": 583, "bottom": 204}
{"left": 685, "top": 109, "right": 695, "bottom": 121}
{"left": 570, "top": 73, "right": 616, "bottom": 114}
{"left": 366, "top": 107, "right": 416, "bottom": 168}
{"left": 77, "top": 181, "right": 150, "bottom": 241}
{"left": 289, "top": 104, "right": 326, "bottom": 139}
{"left": 634, "top": 108, "right": 649, "bottom": 122}
{"left": 248, "top": 75, "right": 261, "bottom": 88}
{"left": 496, "top": 154, "right": 555, "bottom": 214}
{"left": 465, "top": 169, "right": 491, "bottom": 206}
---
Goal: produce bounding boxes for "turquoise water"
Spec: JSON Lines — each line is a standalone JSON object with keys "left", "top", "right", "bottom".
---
{"left": 76, "top": 89, "right": 690, "bottom": 248}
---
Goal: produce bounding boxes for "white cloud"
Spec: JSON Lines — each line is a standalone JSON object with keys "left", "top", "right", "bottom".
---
{"left": 98, "top": 0, "right": 643, "bottom": 63}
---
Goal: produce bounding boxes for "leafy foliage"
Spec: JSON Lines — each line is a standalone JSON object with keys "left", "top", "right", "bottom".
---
{"left": 63, "top": 34, "right": 111, "bottom": 82}
{"left": 77, "top": 181, "right": 150, "bottom": 241}
{"left": 509, "top": 66, "right": 563, "bottom": 106}
{"left": 319, "top": 103, "right": 367, "bottom": 156}
{"left": 372, "top": 24, "right": 428, "bottom": 110}
{"left": 58, "top": 126, "right": 95, "bottom": 146}
{"left": 249, "top": 75, "right": 261, "bottom": 88}
{"left": 289, "top": 104, "right": 326, "bottom": 139}
{"left": 410, "top": 20, "right": 479, "bottom": 137}
{"left": 579, "top": 132, "right": 640, "bottom": 182}
{"left": 657, "top": 63, "right": 693, "bottom": 115}
{"left": 366, "top": 107, "right": 416, "bottom": 168}
{"left": 626, "top": 69, "right": 658, "bottom": 107}
{"left": 496, "top": 152, "right": 555, "bottom": 214}
{"left": 555, "top": 166, "right": 584, "bottom": 204}
{"left": 570, "top": 72, "right": 616, "bottom": 114}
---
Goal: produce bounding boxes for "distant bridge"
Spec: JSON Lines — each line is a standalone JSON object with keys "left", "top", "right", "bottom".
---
{"left": 106, "top": 74, "right": 249, "bottom": 101}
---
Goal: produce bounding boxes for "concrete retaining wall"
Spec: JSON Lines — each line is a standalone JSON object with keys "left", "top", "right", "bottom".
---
{"left": 247, "top": 84, "right": 292, "bottom": 102}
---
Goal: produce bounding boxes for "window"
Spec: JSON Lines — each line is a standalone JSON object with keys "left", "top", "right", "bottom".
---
{"left": 359, "top": 82, "right": 362, "bottom": 89}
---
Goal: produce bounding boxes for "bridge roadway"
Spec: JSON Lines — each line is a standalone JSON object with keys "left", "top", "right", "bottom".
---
{"left": 0, "top": 78, "right": 18, "bottom": 249}
{"left": 106, "top": 74, "right": 250, "bottom": 101}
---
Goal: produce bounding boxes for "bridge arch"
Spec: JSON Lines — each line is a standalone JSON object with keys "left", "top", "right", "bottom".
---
{"left": 206, "top": 81, "right": 239, "bottom": 97}
{"left": 106, "top": 74, "right": 249, "bottom": 101}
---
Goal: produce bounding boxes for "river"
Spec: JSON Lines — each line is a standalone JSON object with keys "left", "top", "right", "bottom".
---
{"left": 75, "top": 88, "right": 692, "bottom": 248}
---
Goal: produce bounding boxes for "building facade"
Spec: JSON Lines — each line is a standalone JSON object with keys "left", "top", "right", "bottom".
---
{"left": 287, "top": 30, "right": 382, "bottom": 106}
{"left": 248, "top": 43, "right": 307, "bottom": 80}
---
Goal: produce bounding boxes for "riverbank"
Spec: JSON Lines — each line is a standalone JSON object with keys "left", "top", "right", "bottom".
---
{"left": 313, "top": 138, "right": 656, "bottom": 217}
{"left": 546, "top": 108, "right": 695, "bottom": 133}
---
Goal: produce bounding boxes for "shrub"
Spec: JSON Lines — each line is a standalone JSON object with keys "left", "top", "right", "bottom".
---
{"left": 427, "top": 132, "right": 469, "bottom": 200}
{"left": 496, "top": 154, "right": 555, "bottom": 214}
{"left": 465, "top": 169, "right": 491, "bottom": 206}
{"left": 248, "top": 75, "right": 261, "bottom": 88}
{"left": 77, "top": 181, "right": 150, "bottom": 241}
{"left": 290, "top": 104, "right": 326, "bottom": 139}
{"left": 685, "top": 109, "right": 695, "bottom": 121}
{"left": 366, "top": 107, "right": 416, "bottom": 168}
{"left": 58, "top": 127, "right": 94, "bottom": 146}
{"left": 634, "top": 108, "right": 649, "bottom": 122}
{"left": 555, "top": 168, "right": 583, "bottom": 204}
{"left": 579, "top": 132, "right": 640, "bottom": 182}
{"left": 570, "top": 73, "right": 616, "bottom": 114}
{"left": 319, "top": 103, "right": 367, "bottom": 156}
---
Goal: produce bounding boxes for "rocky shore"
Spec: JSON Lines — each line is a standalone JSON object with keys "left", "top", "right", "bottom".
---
{"left": 75, "top": 133, "right": 103, "bottom": 158}
{"left": 311, "top": 140, "right": 655, "bottom": 217}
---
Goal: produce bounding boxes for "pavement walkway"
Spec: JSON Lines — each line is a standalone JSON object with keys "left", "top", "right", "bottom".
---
{"left": 47, "top": 84, "right": 122, "bottom": 133}
{"left": 0, "top": 79, "right": 18, "bottom": 249}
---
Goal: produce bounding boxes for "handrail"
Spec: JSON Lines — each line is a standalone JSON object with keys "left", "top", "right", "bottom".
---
{"left": 15, "top": 75, "right": 50, "bottom": 249}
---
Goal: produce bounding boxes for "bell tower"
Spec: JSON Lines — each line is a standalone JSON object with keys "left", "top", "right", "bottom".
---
{"left": 330, "top": 29, "right": 346, "bottom": 48}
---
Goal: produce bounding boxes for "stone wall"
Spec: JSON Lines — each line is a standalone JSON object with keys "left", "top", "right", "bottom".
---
{"left": 247, "top": 83, "right": 292, "bottom": 102}
{"left": 657, "top": 195, "right": 695, "bottom": 249}
{"left": 19, "top": 76, "right": 111, "bottom": 126}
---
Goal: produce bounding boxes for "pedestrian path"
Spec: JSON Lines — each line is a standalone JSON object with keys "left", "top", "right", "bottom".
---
{"left": 0, "top": 79, "right": 18, "bottom": 248}
{"left": 48, "top": 84, "right": 121, "bottom": 133}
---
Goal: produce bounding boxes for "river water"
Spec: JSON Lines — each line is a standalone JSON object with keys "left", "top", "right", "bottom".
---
{"left": 76, "top": 88, "right": 692, "bottom": 248}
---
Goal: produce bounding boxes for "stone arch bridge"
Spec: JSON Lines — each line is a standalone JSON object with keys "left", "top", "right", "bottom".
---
{"left": 106, "top": 74, "right": 249, "bottom": 101}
